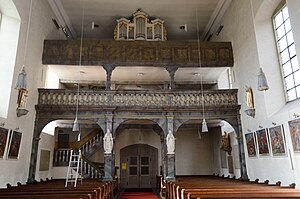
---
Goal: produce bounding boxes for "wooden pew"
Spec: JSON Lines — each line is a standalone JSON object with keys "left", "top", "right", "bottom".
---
{"left": 0, "top": 179, "right": 113, "bottom": 199}
{"left": 165, "top": 176, "right": 299, "bottom": 199}
{"left": 184, "top": 189, "right": 300, "bottom": 199}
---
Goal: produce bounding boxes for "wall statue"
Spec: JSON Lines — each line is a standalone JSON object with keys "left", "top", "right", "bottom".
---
{"left": 166, "top": 130, "right": 175, "bottom": 155}
{"left": 103, "top": 129, "right": 113, "bottom": 154}
{"left": 221, "top": 131, "right": 232, "bottom": 155}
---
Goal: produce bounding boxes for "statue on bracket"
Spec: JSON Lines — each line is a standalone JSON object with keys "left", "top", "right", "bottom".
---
{"left": 244, "top": 86, "right": 255, "bottom": 118}
{"left": 166, "top": 130, "right": 175, "bottom": 155}
{"left": 103, "top": 129, "right": 113, "bottom": 154}
{"left": 221, "top": 131, "right": 232, "bottom": 155}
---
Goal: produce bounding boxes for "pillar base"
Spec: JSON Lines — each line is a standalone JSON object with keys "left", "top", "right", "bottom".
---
{"left": 103, "top": 154, "right": 113, "bottom": 181}
{"left": 166, "top": 154, "right": 175, "bottom": 181}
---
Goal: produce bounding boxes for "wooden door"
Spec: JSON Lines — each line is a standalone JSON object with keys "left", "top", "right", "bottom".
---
{"left": 58, "top": 133, "right": 69, "bottom": 148}
{"left": 120, "top": 144, "right": 158, "bottom": 189}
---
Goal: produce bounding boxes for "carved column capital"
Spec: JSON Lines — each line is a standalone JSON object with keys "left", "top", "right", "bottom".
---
{"left": 103, "top": 65, "right": 116, "bottom": 90}
{"left": 165, "top": 66, "right": 178, "bottom": 90}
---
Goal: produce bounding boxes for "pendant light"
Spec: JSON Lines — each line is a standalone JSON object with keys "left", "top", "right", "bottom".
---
{"left": 196, "top": 8, "right": 208, "bottom": 133}
{"left": 250, "top": 0, "right": 269, "bottom": 91}
{"left": 72, "top": 4, "right": 85, "bottom": 132}
{"left": 257, "top": 67, "right": 269, "bottom": 91}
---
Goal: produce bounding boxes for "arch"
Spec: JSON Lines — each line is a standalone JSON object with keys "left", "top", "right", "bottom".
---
{"left": 28, "top": 117, "right": 104, "bottom": 183}
{"left": 114, "top": 118, "right": 165, "bottom": 139}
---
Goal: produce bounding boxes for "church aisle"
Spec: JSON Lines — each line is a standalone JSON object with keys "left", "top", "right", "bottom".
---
{"left": 120, "top": 189, "right": 158, "bottom": 199}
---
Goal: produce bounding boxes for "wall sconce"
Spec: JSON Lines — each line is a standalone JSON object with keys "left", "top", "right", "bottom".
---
{"left": 259, "top": 125, "right": 263, "bottom": 129}
{"left": 15, "top": 127, "right": 19, "bottom": 131}
{"left": 272, "top": 122, "right": 277, "bottom": 126}
{"left": 0, "top": 122, "right": 5, "bottom": 127}
{"left": 247, "top": 129, "right": 252, "bottom": 132}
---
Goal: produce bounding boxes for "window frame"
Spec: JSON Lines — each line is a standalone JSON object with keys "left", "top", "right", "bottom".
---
{"left": 272, "top": 2, "right": 300, "bottom": 102}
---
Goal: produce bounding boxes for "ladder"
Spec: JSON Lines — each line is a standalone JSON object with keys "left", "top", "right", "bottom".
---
{"left": 65, "top": 149, "right": 83, "bottom": 187}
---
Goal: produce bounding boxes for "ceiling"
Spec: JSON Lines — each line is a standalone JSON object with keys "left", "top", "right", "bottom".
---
{"left": 49, "top": 0, "right": 230, "bottom": 40}
{"left": 47, "top": 0, "right": 231, "bottom": 88}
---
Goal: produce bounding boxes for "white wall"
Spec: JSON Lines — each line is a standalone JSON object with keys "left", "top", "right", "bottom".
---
{"left": 212, "top": 0, "right": 300, "bottom": 186}
{"left": 45, "top": 66, "right": 60, "bottom": 89}
{"left": 36, "top": 132, "right": 55, "bottom": 181}
{"left": 0, "top": 0, "right": 60, "bottom": 188}
{"left": 176, "top": 128, "right": 214, "bottom": 175}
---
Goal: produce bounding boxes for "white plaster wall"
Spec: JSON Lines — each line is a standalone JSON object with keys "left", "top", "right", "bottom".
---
{"left": 217, "top": 68, "right": 230, "bottom": 89}
{"left": 36, "top": 132, "right": 55, "bottom": 181}
{"left": 175, "top": 128, "right": 213, "bottom": 175}
{"left": 0, "top": 0, "right": 60, "bottom": 188}
{"left": 211, "top": 0, "right": 300, "bottom": 186}
{"left": 45, "top": 66, "right": 60, "bottom": 89}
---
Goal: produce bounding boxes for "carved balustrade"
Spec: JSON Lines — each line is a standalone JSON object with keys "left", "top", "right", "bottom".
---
{"left": 37, "top": 89, "right": 238, "bottom": 110}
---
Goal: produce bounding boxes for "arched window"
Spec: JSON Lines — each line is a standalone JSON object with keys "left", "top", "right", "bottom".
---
{"left": 273, "top": 3, "right": 299, "bottom": 101}
{"left": 0, "top": 2, "right": 21, "bottom": 118}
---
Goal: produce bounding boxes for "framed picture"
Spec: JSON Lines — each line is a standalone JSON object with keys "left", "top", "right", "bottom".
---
{"left": 268, "top": 125, "right": 286, "bottom": 156}
{"left": 39, "top": 150, "right": 51, "bottom": 171}
{"left": 245, "top": 132, "right": 257, "bottom": 157}
{"left": 0, "top": 128, "right": 9, "bottom": 158}
{"left": 8, "top": 131, "right": 22, "bottom": 159}
{"left": 256, "top": 129, "right": 270, "bottom": 156}
{"left": 288, "top": 119, "right": 300, "bottom": 152}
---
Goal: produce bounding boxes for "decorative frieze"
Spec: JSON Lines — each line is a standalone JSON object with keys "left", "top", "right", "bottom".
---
{"left": 37, "top": 89, "right": 238, "bottom": 109}
{"left": 42, "top": 40, "right": 233, "bottom": 67}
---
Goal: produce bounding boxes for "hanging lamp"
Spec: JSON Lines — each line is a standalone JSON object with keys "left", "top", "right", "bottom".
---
{"left": 249, "top": 0, "right": 269, "bottom": 91}
{"left": 257, "top": 67, "right": 269, "bottom": 91}
{"left": 72, "top": 4, "right": 85, "bottom": 132}
{"left": 196, "top": 8, "right": 208, "bottom": 133}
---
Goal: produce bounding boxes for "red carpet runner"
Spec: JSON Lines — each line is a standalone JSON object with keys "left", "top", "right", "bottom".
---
{"left": 120, "top": 190, "right": 158, "bottom": 199}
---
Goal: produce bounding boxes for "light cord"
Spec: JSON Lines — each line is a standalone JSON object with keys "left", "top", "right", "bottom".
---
{"left": 23, "top": 0, "right": 33, "bottom": 66}
{"left": 196, "top": 8, "right": 205, "bottom": 119}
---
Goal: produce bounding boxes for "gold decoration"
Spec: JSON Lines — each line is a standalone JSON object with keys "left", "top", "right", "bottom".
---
{"left": 221, "top": 132, "right": 232, "bottom": 155}
{"left": 113, "top": 26, "right": 117, "bottom": 40}
{"left": 163, "top": 27, "right": 167, "bottom": 41}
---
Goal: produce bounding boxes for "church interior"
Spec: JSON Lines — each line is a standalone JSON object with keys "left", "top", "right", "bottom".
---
{"left": 1, "top": 0, "right": 300, "bottom": 198}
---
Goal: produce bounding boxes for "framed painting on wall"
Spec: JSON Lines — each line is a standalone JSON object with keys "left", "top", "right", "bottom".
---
{"left": 256, "top": 129, "right": 270, "bottom": 156}
{"left": 7, "top": 131, "right": 22, "bottom": 159}
{"left": 0, "top": 127, "right": 9, "bottom": 158}
{"left": 288, "top": 119, "right": 300, "bottom": 152}
{"left": 245, "top": 132, "right": 257, "bottom": 157}
{"left": 268, "top": 125, "right": 286, "bottom": 156}
{"left": 39, "top": 150, "right": 51, "bottom": 171}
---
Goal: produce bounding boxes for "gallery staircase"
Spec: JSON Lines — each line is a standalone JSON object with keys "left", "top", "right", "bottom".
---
{"left": 54, "top": 129, "right": 104, "bottom": 179}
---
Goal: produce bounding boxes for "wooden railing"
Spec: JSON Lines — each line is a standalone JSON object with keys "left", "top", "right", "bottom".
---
{"left": 37, "top": 89, "right": 238, "bottom": 109}
{"left": 53, "top": 149, "right": 72, "bottom": 166}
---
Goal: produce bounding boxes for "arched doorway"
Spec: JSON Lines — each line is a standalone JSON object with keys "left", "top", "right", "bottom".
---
{"left": 120, "top": 144, "right": 158, "bottom": 189}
